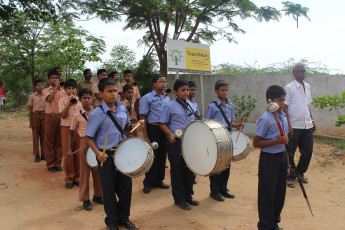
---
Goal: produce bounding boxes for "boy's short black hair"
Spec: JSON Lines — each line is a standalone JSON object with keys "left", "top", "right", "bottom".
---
{"left": 78, "top": 88, "right": 92, "bottom": 98}
{"left": 52, "top": 67, "right": 61, "bottom": 72}
{"left": 47, "top": 70, "right": 58, "bottom": 79}
{"left": 266, "top": 85, "right": 286, "bottom": 101}
{"left": 152, "top": 74, "right": 164, "bottom": 84}
{"left": 108, "top": 71, "right": 119, "bottom": 78}
{"left": 123, "top": 84, "right": 133, "bottom": 93}
{"left": 188, "top": 81, "right": 197, "bottom": 88}
{"left": 64, "top": 79, "right": 78, "bottom": 89}
{"left": 174, "top": 79, "right": 188, "bottom": 91}
{"left": 83, "top": 69, "right": 91, "bottom": 76}
{"left": 33, "top": 79, "right": 43, "bottom": 86}
{"left": 97, "top": 69, "right": 107, "bottom": 76}
{"left": 123, "top": 69, "right": 132, "bottom": 75}
{"left": 215, "top": 80, "right": 229, "bottom": 90}
{"left": 98, "top": 78, "right": 116, "bottom": 92}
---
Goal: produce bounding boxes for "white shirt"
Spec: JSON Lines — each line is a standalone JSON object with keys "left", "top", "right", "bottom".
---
{"left": 285, "top": 80, "right": 313, "bottom": 129}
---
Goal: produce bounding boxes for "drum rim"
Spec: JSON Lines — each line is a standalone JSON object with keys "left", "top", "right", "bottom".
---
{"left": 181, "top": 120, "right": 232, "bottom": 176}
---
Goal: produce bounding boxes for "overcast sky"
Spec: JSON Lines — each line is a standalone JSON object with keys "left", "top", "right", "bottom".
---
{"left": 75, "top": 0, "right": 345, "bottom": 74}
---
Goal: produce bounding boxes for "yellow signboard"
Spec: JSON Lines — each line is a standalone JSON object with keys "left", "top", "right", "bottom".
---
{"left": 185, "top": 47, "right": 211, "bottom": 72}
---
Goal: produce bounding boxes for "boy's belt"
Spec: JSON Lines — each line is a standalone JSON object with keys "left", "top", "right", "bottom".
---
{"left": 99, "top": 148, "right": 117, "bottom": 156}
{"left": 148, "top": 123, "right": 159, "bottom": 125}
{"left": 46, "top": 113, "right": 60, "bottom": 116}
{"left": 33, "top": 111, "right": 45, "bottom": 114}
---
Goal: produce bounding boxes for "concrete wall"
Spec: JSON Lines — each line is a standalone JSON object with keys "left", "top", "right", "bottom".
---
{"left": 167, "top": 74, "right": 345, "bottom": 137}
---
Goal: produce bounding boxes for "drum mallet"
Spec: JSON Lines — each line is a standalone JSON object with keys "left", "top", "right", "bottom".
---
{"left": 63, "top": 146, "right": 87, "bottom": 160}
{"left": 235, "top": 116, "right": 246, "bottom": 143}
{"left": 267, "top": 99, "right": 314, "bottom": 216}
{"left": 100, "top": 136, "right": 108, "bottom": 167}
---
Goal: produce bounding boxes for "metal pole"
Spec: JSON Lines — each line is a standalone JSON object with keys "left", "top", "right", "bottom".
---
{"left": 200, "top": 73, "right": 205, "bottom": 117}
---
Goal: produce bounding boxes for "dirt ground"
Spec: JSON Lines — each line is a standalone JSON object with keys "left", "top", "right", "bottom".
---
{"left": 1, "top": 113, "right": 345, "bottom": 230}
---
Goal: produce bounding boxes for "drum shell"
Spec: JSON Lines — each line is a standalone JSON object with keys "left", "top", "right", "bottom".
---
{"left": 231, "top": 131, "right": 252, "bottom": 161}
{"left": 86, "top": 147, "right": 98, "bottom": 169}
{"left": 182, "top": 120, "right": 233, "bottom": 176}
{"left": 114, "top": 137, "right": 154, "bottom": 178}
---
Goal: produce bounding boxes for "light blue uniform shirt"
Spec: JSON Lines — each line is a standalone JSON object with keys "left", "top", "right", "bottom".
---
{"left": 86, "top": 101, "right": 130, "bottom": 149}
{"left": 139, "top": 90, "right": 170, "bottom": 123}
{"left": 205, "top": 98, "right": 235, "bottom": 128}
{"left": 159, "top": 99, "right": 194, "bottom": 134}
{"left": 187, "top": 98, "right": 200, "bottom": 117}
{"left": 255, "top": 111, "right": 288, "bottom": 153}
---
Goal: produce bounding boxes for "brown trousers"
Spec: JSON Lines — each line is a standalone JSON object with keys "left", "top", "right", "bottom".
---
{"left": 61, "top": 126, "right": 80, "bottom": 183}
{"left": 32, "top": 113, "right": 45, "bottom": 156}
{"left": 44, "top": 115, "right": 62, "bottom": 168}
{"left": 79, "top": 137, "right": 102, "bottom": 202}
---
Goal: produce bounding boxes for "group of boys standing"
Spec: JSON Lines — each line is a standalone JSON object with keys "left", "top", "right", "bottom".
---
{"left": 27, "top": 63, "right": 314, "bottom": 230}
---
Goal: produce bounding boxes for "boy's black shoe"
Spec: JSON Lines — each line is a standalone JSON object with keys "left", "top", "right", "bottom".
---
{"left": 34, "top": 156, "right": 41, "bottom": 162}
{"left": 175, "top": 201, "right": 191, "bottom": 210}
{"left": 221, "top": 190, "right": 235, "bottom": 199}
{"left": 65, "top": 183, "right": 73, "bottom": 189}
{"left": 48, "top": 167, "right": 57, "bottom": 173}
{"left": 74, "top": 181, "right": 79, "bottom": 187}
{"left": 186, "top": 198, "right": 199, "bottom": 206}
{"left": 56, "top": 166, "right": 63, "bottom": 172}
{"left": 118, "top": 220, "right": 137, "bottom": 230}
{"left": 40, "top": 155, "right": 45, "bottom": 161}
{"left": 210, "top": 192, "right": 225, "bottom": 202}
{"left": 92, "top": 195, "right": 103, "bottom": 204}
{"left": 152, "top": 182, "right": 169, "bottom": 189}
{"left": 107, "top": 226, "right": 119, "bottom": 230}
{"left": 83, "top": 200, "right": 92, "bottom": 211}
{"left": 143, "top": 186, "right": 151, "bottom": 194}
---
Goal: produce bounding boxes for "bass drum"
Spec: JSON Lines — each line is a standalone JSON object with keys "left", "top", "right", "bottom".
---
{"left": 231, "top": 131, "right": 252, "bottom": 161}
{"left": 182, "top": 120, "right": 233, "bottom": 176}
{"left": 114, "top": 137, "right": 154, "bottom": 178}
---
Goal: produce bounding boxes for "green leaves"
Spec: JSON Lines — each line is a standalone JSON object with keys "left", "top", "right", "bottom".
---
{"left": 231, "top": 94, "right": 257, "bottom": 122}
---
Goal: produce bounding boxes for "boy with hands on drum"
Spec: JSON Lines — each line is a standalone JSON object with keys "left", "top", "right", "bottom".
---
{"left": 253, "top": 85, "right": 290, "bottom": 230}
{"left": 205, "top": 80, "right": 243, "bottom": 202}
{"left": 86, "top": 78, "right": 143, "bottom": 230}
{"left": 159, "top": 79, "right": 198, "bottom": 210}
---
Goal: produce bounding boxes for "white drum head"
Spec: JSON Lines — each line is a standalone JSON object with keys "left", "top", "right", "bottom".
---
{"left": 231, "top": 131, "right": 249, "bottom": 157}
{"left": 86, "top": 148, "right": 98, "bottom": 168}
{"left": 182, "top": 122, "right": 218, "bottom": 176}
{"left": 115, "top": 138, "right": 148, "bottom": 173}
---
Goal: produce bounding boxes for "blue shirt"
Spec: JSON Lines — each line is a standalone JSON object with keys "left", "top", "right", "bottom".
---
{"left": 139, "top": 90, "right": 170, "bottom": 123}
{"left": 205, "top": 98, "right": 235, "bottom": 127}
{"left": 255, "top": 111, "right": 288, "bottom": 153}
{"left": 187, "top": 98, "right": 200, "bottom": 118}
{"left": 159, "top": 99, "right": 194, "bottom": 134}
{"left": 86, "top": 101, "right": 130, "bottom": 149}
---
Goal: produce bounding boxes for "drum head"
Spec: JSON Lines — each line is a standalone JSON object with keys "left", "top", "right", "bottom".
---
{"left": 231, "top": 131, "right": 249, "bottom": 157}
{"left": 86, "top": 148, "right": 98, "bottom": 168}
{"left": 182, "top": 122, "right": 218, "bottom": 176}
{"left": 115, "top": 138, "right": 148, "bottom": 173}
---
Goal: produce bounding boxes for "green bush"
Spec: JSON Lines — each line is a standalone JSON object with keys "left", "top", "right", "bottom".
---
{"left": 231, "top": 95, "right": 257, "bottom": 122}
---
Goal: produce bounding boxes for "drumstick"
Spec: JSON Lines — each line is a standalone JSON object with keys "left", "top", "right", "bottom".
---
{"left": 235, "top": 117, "right": 246, "bottom": 143}
{"left": 130, "top": 120, "right": 144, "bottom": 133}
{"left": 63, "top": 146, "right": 87, "bottom": 160}
{"left": 100, "top": 136, "right": 108, "bottom": 167}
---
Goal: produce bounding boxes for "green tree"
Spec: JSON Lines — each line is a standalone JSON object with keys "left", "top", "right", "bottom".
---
{"left": 134, "top": 54, "right": 159, "bottom": 96}
{"left": 63, "top": 0, "right": 310, "bottom": 74}
{"left": 282, "top": 1, "right": 310, "bottom": 28}
{"left": 101, "top": 44, "right": 137, "bottom": 75}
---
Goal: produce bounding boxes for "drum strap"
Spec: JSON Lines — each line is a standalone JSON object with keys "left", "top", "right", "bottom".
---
{"left": 98, "top": 105, "right": 125, "bottom": 136}
{"left": 80, "top": 110, "right": 87, "bottom": 121}
{"left": 176, "top": 98, "right": 200, "bottom": 120}
{"left": 212, "top": 101, "right": 232, "bottom": 131}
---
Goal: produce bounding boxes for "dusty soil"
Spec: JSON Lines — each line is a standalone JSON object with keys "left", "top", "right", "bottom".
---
{"left": 0, "top": 113, "right": 345, "bottom": 230}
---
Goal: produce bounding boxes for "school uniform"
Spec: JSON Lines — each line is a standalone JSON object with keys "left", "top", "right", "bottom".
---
{"left": 140, "top": 90, "right": 170, "bottom": 188}
{"left": 205, "top": 98, "right": 235, "bottom": 195}
{"left": 91, "top": 82, "right": 102, "bottom": 107}
{"left": 86, "top": 101, "right": 132, "bottom": 228}
{"left": 70, "top": 107, "right": 102, "bottom": 202}
{"left": 160, "top": 99, "right": 196, "bottom": 204}
{"left": 58, "top": 96, "right": 82, "bottom": 184}
{"left": 43, "top": 87, "right": 65, "bottom": 169}
{"left": 120, "top": 97, "right": 138, "bottom": 137}
{"left": 28, "top": 92, "right": 46, "bottom": 158}
{"left": 77, "top": 80, "right": 93, "bottom": 94}
{"left": 187, "top": 98, "right": 200, "bottom": 118}
{"left": 255, "top": 111, "right": 288, "bottom": 230}
{"left": 118, "top": 82, "right": 141, "bottom": 102}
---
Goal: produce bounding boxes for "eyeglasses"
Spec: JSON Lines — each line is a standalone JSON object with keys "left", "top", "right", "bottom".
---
{"left": 156, "top": 81, "right": 167, "bottom": 84}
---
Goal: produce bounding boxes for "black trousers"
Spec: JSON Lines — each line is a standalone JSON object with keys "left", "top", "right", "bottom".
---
{"left": 287, "top": 128, "right": 313, "bottom": 180}
{"left": 98, "top": 151, "right": 132, "bottom": 227}
{"left": 167, "top": 139, "right": 195, "bottom": 203}
{"left": 143, "top": 124, "right": 167, "bottom": 187}
{"left": 209, "top": 167, "right": 230, "bottom": 194}
{"left": 257, "top": 151, "right": 287, "bottom": 230}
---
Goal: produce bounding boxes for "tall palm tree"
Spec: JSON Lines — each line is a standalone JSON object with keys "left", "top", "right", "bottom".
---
{"left": 282, "top": 1, "right": 310, "bottom": 28}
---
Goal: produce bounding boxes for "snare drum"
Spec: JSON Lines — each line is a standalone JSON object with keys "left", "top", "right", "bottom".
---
{"left": 114, "top": 137, "right": 154, "bottom": 178}
{"left": 86, "top": 148, "right": 98, "bottom": 168}
{"left": 231, "top": 131, "right": 251, "bottom": 161}
{"left": 182, "top": 120, "right": 233, "bottom": 176}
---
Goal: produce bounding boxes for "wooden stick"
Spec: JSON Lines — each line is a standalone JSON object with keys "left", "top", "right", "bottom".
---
{"left": 63, "top": 146, "right": 87, "bottom": 160}
{"left": 130, "top": 121, "right": 143, "bottom": 133}
{"left": 235, "top": 116, "right": 246, "bottom": 143}
{"left": 100, "top": 136, "right": 108, "bottom": 167}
